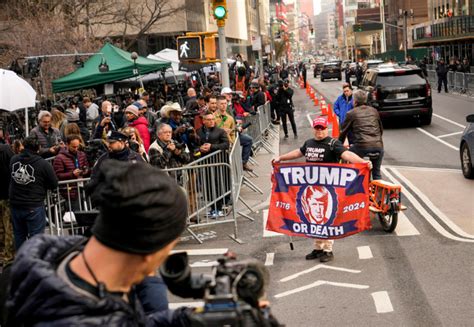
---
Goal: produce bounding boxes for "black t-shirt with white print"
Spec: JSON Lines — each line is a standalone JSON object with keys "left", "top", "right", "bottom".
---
{"left": 299, "top": 136, "right": 347, "bottom": 163}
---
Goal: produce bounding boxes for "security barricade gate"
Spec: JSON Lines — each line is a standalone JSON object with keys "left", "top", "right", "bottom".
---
{"left": 46, "top": 178, "right": 95, "bottom": 236}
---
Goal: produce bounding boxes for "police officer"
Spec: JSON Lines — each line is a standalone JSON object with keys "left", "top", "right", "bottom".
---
{"left": 436, "top": 58, "right": 449, "bottom": 93}
{"left": 274, "top": 116, "right": 371, "bottom": 262}
{"left": 276, "top": 79, "right": 297, "bottom": 139}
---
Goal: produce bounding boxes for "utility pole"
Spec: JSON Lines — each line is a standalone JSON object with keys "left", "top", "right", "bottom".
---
{"left": 380, "top": 0, "right": 387, "bottom": 53}
{"left": 399, "top": 9, "right": 413, "bottom": 61}
{"left": 269, "top": 17, "right": 276, "bottom": 66}
{"left": 212, "top": 0, "right": 230, "bottom": 87}
{"left": 256, "top": 0, "right": 264, "bottom": 78}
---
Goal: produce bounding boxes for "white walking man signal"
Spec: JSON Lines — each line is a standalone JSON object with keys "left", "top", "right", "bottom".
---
{"left": 180, "top": 41, "right": 190, "bottom": 58}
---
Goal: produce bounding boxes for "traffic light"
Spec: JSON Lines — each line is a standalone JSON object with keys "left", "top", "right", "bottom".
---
{"left": 177, "top": 36, "right": 202, "bottom": 61}
{"left": 212, "top": 0, "right": 227, "bottom": 26}
{"left": 204, "top": 36, "right": 219, "bottom": 59}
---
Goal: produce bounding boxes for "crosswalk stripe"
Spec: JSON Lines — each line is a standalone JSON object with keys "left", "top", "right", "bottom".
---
{"left": 169, "top": 301, "right": 205, "bottom": 309}
{"left": 171, "top": 248, "right": 228, "bottom": 255}
{"left": 262, "top": 209, "right": 285, "bottom": 237}
{"left": 394, "top": 211, "right": 420, "bottom": 236}
{"left": 357, "top": 246, "right": 373, "bottom": 259}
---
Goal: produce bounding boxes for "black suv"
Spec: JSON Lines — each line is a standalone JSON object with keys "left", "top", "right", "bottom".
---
{"left": 321, "top": 62, "right": 342, "bottom": 82}
{"left": 353, "top": 64, "right": 432, "bottom": 125}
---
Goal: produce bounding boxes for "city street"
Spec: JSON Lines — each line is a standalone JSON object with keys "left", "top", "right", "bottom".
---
{"left": 172, "top": 75, "right": 474, "bottom": 327}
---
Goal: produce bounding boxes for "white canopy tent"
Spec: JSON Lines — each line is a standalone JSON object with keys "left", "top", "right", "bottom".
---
{"left": 0, "top": 69, "right": 36, "bottom": 136}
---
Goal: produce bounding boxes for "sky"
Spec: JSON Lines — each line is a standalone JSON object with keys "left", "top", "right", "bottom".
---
{"left": 314, "top": 0, "right": 321, "bottom": 15}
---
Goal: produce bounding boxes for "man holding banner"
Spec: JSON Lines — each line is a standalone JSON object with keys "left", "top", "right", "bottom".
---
{"left": 271, "top": 116, "right": 372, "bottom": 263}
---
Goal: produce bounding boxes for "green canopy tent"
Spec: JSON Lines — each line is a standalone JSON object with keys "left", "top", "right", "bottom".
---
{"left": 52, "top": 43, "right": 171, "bottom": 93}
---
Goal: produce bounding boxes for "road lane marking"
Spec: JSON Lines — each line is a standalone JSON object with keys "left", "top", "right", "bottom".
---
{"left": 433, "top": 113, "right": 466, "bottom": 129}
{"left": 280, "top": 264, "right": 361, "bottom": 282}
{"left": 357, "top": 246, "right": 373, "bottom": 259}
{"left": 382, "top": 167, "right": 474, "bottom": 243}
{"left": 265, "top": 252, "right": 275, "bottom": 266}
{"left": 169, "top": 301, "right": 204, "bottom": 309}
{"left": 390, "top": 167, "right": 474, "bottom": 239}
{"left": 383, "top": 165, "right": 460, "bottom": 173}
{"left": 275, "top": 280, "right": 369, "bottom": 298}
{"left": 171, "top": 248, "right": 228, "bottom": 255}
{"left": 263, "top": 209, "right": 285, "bottom": 237}
{"left": 416, "top": 127, "right": 459, "bottom": 151}
{"left": 394, "top": 211, "right": 420, "bottom": 236}
{"left": 438, "top": 131, "right": 463, "bottom": 138}
{"left": 190, "top": 260, "right": 218, "bottom": 268}
{"left": 371, "top": 291, "right": 394, "bottom": 313}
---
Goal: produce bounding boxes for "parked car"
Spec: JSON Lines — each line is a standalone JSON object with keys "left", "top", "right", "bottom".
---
{"left": 460, "top": 114, "right": 474, "bottom": 179}
{"left": 321, "top": 62, "right": 342, "bottom": 82}
{"left": 352, "top": 64, "right": 433, "bottom": 125}
{"left": 313, "top": 62, "right": 324, "bottom": 77}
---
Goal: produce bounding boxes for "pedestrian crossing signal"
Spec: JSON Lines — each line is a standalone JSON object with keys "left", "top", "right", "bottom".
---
{"left": 177, "top": 36, "right": 202, "bottom": 61}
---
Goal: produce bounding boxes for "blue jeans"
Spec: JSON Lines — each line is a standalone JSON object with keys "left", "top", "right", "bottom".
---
{"left": 349, "top": 146, "right": 384, "bottom": 180}
{"left": 10, "top": 206, "right": 46, "bottom": 250}
{"left": 240, "top": 133, "right": 253, "bottom": 164}
{"left": 135, "top": 276, "right": 169, "bottom": 314}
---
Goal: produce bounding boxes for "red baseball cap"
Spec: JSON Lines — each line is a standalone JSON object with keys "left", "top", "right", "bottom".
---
{"left": 312, "top": 116, "right": 328, "bottom": 128}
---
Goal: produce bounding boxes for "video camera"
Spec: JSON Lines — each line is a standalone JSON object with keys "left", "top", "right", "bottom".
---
{"left": 160, "top": 252, "right": 281, "bottom": 327}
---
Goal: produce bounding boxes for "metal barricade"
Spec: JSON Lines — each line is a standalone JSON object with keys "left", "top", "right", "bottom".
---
{"left": 427, "top": 70, "right": 437, "bottom": 85}
{"left": 454, "top": 72, "right": 464, "bottom": 92}
{"left": 447, "top": 71, "right": 455, "bottom": 90}
{"left": 465, "top": 73, "right": 474, "bottom": 96}
{"left": 46, "top": 178, "right": 95, "bottom": 236}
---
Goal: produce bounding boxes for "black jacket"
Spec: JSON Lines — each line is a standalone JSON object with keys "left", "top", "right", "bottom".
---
{"left": 275, "top": 87, "right": 294, "bottom": 112}
{"left": 9, "top": 150, "right": 58, "bottom": 208}
{"left": 250, "top": 91, "right": 266, "bottom": 109}
{"left": 436, "top": 63, "right": 448, "bottom": 77}
{"left": 90, "top": 148, "right": 144, "bottom": 184}
{"left": 0, "top": 144, "right": 14, "bottom": 200}
{"left": 196, "top": 126, "right": 229, "bottom": 154}
{"left": 4, "top": 235, "right": 190, "bottom": 326}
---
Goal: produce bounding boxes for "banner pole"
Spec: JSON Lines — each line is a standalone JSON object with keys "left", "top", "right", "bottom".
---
{"left": 289, "top": 235, "right": 294, "bottom": 250}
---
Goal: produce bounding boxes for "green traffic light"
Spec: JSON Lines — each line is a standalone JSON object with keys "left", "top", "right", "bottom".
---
{"left": 214, "top": 5, "right": 226, "bottom": 19}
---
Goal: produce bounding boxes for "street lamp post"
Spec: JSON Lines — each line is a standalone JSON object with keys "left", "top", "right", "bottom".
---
{"left": 131, "top": 51, "right": 144, "bottom": 90}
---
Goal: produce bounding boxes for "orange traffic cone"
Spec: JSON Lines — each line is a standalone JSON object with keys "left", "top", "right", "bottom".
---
{"left": 332, "top": 119, "right": 340, "bottom": 137}
{"left": 321, "top": 100, "right": 327, "bottom": 115}
{"left": 313, "top": 95, "right": 319, "bottom": 106}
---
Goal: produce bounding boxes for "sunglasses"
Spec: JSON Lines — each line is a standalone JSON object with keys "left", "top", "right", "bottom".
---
{"left": 314, "top": 126, "right": 327, "bottom": 130}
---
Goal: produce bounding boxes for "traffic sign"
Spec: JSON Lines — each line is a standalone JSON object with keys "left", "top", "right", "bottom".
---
{"left": 177, "top": 36, "right": 202, "bottom": 61}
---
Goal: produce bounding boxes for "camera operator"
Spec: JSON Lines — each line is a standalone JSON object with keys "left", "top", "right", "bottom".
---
{"left": 160, "top": 104, "right": 198, "bottom": 155}
{"left": 92, "top": 101, "right": 117, "bottom": 141}
{"left": 276, "top": 79, "right": 297, "bottom": 139}
{"left": 3, "top": 160, "right": 195, "bottom": 326}
{"left": 149, "top": 123, "right": 191, "bottom": 170}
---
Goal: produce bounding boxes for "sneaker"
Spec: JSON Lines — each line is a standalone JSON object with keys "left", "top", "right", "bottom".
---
{"left": 305, "top": 249, "right": 324, "bottom": 260}
{"left": 284, "top": 134, "right": 289, "bottom": 139}
{"left": 319, "top": 251, "right": 334, "bottom": 263}
{"left": 243, "top": 163, "right": 253, "bottom": 172}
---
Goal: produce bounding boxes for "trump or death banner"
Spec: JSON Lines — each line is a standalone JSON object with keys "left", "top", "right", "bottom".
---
{"left": 266, "top": 162, "right": 372, "bottom": 240}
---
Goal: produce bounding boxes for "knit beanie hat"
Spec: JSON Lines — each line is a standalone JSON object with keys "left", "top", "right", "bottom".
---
{"left": 87, "top": 160, "right": 188, "bottom": 254}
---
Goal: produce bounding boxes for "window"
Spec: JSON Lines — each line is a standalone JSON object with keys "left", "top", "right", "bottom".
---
{"left": 377, "top": 73, "right": 425, "bottom": 86}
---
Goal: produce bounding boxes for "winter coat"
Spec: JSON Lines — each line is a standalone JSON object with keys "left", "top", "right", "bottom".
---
{"left": 436, "top": 63, "right": 448, "bottom": 78}
{"left": 333, "top": 94, "right": 354, "bottom": 125}
{"left": 4, "top": 234, "right": 191, "bottom": 326}
{"left": 196, "top": 126, "right": 229, "bottom": 154}
{"left": 148, "top": 139, "right": 191, "bottom": 170}
{"left": 9, "top": 149, "right": 58, "bottom": 208}
{"left": 29, "top": 126, "right": 62, "bottom": 158}
{"left": 0, "top": 144, "right": 14, "bottom": 200}
{"left": 128, "top": 117, "right": 151, "bottom": 152}
{"left": 338, "top": 105, "right": 384, "bottom": 149}
{"left": 52, "top": 148, "right": 90, "bottom": 199}
{"left": 275, "top": 87, "right": 294, "bottom": 113}
{"left": 90, "top": 148, "right": 144, "bottom": 185}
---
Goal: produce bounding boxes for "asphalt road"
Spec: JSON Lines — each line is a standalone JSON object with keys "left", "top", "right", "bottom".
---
{"left": 170, "top": 76, "right": 474, "bottom": 326}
